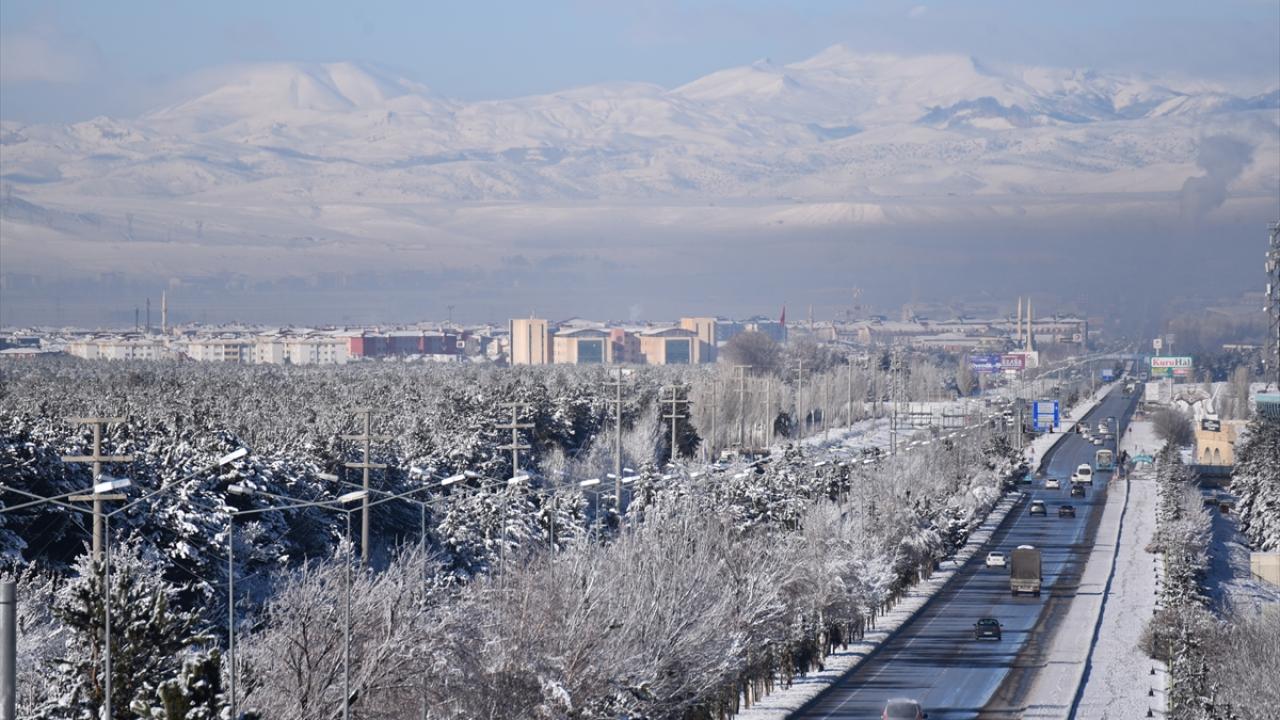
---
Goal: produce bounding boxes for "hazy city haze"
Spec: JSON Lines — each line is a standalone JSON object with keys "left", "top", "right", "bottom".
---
{"left": 1, "top": 0, "right": 1277, "bottom": 327}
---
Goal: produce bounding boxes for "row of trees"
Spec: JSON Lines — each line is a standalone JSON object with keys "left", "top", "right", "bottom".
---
{"left": 1231, "top": 412, "right": 1280, "bottom": 552}
{"left": 1140, "top": 442, "right": 1280, "bottom": 720}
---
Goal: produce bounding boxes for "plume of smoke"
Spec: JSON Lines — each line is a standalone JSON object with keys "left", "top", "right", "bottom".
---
{"left": 1179, "top": 135, "right": 1254, "bottom": 222}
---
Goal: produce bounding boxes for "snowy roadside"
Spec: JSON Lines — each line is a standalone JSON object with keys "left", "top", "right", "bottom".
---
{"left": 1041, "top": 420, "right": 1164, "bottom": 719}
{"left": 733, "top": 491, "right": 1025, "bottom": 720}
{"left": 735, "top": 385, "right": 1117, "bottom": 720}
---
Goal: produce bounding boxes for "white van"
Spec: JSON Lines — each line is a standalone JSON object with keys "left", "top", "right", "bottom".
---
{"left": 1072, "top": 463, "right": 1094, "bottom": 484}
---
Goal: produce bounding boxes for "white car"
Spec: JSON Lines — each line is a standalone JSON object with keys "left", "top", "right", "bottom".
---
{"left": 1073, "top": 463, "right": 1094, "bottom": 484}
{"left": 1045, "top": 477, "right": 1061, "bottom": 490}
{"left": 985, "top": 551, "right": 1008, "bottom": 568}
{"left": 1097, "top": 422, "right": 1108, "bottom": 434}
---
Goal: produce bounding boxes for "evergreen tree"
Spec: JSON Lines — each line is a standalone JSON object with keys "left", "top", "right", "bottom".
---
{"left": 43, "top": 539, "right": 212, "bottom": 720}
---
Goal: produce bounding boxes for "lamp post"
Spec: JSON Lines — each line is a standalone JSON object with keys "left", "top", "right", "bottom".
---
{"left": 2, "top": 447, "right": 246, "bottom": 720}
{"left": 226, "top": 484, "right": 367, "bottom": 720}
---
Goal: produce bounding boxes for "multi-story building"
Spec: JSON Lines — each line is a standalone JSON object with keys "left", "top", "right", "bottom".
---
{"left": 637, "top": 326, "right": 703, "bottom": 365}
{"left": 510, "top": 318, "right": 553, "bottom": 365}
{"left": 280, "top": 336, "right": 349, "bottom": 365}
{"left": 183, "top": 336, "right": 253, "bottom": 363}
{"left": 68, "top": 335, "right": 173, "bottom": 361}
{"left": 346, "top": 330, "right": 460, "bottom": 358}
{"left": 553, "top": 327, "right": 613, "bottom": 364}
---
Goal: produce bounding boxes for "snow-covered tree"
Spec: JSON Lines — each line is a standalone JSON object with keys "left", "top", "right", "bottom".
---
{"left": 42, "top": 539, "right": 211, "bottom": 720}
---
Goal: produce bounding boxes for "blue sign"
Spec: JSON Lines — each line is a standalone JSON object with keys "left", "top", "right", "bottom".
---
{"left": 1133, "top": 454, "right": 1154, "bottom": 464}
{"left": 968, "top": 354, "right": 1001, "bottom": 373}
{"left": 1032, "top": 400, "right": 1060, "bottom": 432}
{"left": 1101, "top": 368, "right": 1115, "bottom": 382}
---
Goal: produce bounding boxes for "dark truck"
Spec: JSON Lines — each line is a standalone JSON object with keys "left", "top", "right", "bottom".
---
{"left": 1010, "top": 545, "right": 1043, "bottom": 597}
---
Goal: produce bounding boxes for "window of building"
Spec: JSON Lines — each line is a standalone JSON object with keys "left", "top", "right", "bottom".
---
{"left": 577, "top": 339, "right": 604, "bottom": 364}
{"left": 665, "top": 338, "right": 691, "bottom": 364}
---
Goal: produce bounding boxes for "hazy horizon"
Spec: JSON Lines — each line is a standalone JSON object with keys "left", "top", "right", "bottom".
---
{"left": 1, "top": 1, "right": 1277, "bottom": 332}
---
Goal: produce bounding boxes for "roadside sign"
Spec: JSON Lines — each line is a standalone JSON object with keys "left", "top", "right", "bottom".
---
{"left": 1032, "top": 400, "right": 1060, "bottom": 432}
{"left": 1133, "top": 453, "right": 1155, "bottom": 464}
{"left": 1150, "top": 356, "right": 1194, "bottom": 379}
{"left": 968, "top": 354, "right": 1001, "bottom": 373}
{"left": 1201, "top": 418, "right": 1222, "bottom": 432}
{"left": 1153, "top": 338, "right": 1163, "bottom": 351}
{"left": 1101, "top": 368, "right": 1115, "bottom": 382}
{"left": 1001, "top": 354, "right": 1026, "bottom": 371}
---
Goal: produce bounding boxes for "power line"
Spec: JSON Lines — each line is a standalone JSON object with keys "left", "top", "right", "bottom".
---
{"left": 61, "top": 417, "right": 133, "bottom": 560}
{"left": 495, "top": 402, "right": 534, "bottom": 477}
{"left": 662, "top": 385, "right": 689, "bottom": 465}
{"left": 341, "top": 408, "right": 389, "bottom": 566}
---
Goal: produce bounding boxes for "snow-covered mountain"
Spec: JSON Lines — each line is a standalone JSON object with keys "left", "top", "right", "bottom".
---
{"left": 0, "top": 46, "right": 1276, "bottom": 278}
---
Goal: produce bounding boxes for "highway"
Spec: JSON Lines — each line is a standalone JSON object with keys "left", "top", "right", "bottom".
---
{"left": 791, "top": 386, "right": 1139, "bottom": 720}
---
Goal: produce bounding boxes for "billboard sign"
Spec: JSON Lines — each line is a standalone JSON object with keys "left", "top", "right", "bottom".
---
{"left": 1201, "top": 418, "right": 1222, "bottom": 432}
{"left": 1001, "top": 353, "right": 1027, "bottom": 371}
{"left": 1150, "top": 356, "right": 1194, "bottom": 379}
{"left": 968, "top": 354, "right": 1002, "bottom": 374}
{"left": 1032, "top": 400, "right": 1060, "bottom": 432}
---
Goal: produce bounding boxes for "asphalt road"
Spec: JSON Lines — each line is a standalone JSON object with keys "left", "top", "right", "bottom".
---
{"left": 791, "top": 387, "right": 1139, "bottom": 720}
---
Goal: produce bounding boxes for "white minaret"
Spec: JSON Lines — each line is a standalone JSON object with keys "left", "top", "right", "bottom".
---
{"left": 1016, "top": 297, "right": 1023, "bottom": 349}
{"left": 161, "top": 291, "right": 168, "bottom": 335}
{"left": 1027, "top": 299, "right": 1035, "bottom": 352}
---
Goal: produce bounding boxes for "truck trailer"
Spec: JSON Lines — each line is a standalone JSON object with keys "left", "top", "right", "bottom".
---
{"left": 1010, "top": 545, "right": 1043, "bottom": 597}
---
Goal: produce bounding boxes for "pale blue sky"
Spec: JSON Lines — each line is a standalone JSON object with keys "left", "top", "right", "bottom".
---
{"left": 2, "top": 0, "right": 1278, "bottom": 123}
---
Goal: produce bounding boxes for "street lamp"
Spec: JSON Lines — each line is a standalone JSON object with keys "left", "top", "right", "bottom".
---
{"left": 226, "top": 484, "right": 366, "bottom": 720}
{"left": 3, "top": 446, "right": 244, "bottom": 720}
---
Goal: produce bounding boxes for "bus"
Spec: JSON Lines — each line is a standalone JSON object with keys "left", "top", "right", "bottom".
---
{"left": 1095, "top": 448, "right": 1114, "bottom": 472}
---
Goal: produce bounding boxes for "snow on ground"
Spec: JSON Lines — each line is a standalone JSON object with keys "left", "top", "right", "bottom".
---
{"left": 1040, "top": 420, "right": 1165, "bottom": 719}
{"left": 734, "top": 491, "right": 1024, "bottom": 720}
{"left": 735, "top": 384, "right": 1117, "bottom": 720}
{"left": 1203, "top": 488, "right": 1280, "bottom": 614}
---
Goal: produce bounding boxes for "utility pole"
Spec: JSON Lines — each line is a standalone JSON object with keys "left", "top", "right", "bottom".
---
{"left": 889, "top": 347, "right": 903, "bottom": 456}
{"left": 847, "top": 357, "right": 855, "bottom": 427}
{"left": 734, "top": 365, "right": 751, "bottom": 450}
{"left": 765, "top": 377, "right": 772, "bottom": 448}
{"left": 496, "top": 402, "right": 533, "bottom": 477}
{"left": 824, "top": 374, "right": 831, "bottom": 442}
{"left": 663, "top": 385, "right": 689, "bottom": 465}
{"left": 603, "top": 368, "right": 626, "bottom": 510}
{"left": 61, "top": 417, "right": 133, "bottom": 560}
{"left": 342, "top": 409, "right": 389, "bottom": 566}
{"left": 1267, "top": 222, "right": 1280, "bottom": 389}
{"left": 794, "top": 360, "right": 805, "bottom": 441}
{"left": 711, "top": 379, "right": 718, "bottom": 461}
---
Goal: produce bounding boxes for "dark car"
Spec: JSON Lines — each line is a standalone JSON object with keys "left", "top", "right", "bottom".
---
{"left": 1058, "top": 504, "right": 1077, "bottom": 518}
{"left": 1030, "top": 500, "right": 1047, "bottom": 516}
{"left": 973, "top": 617, "right": 1002, "bottom": 641}
{"left": 1070, "top": 484, "right": 1086, "bottom": 498}
{"left": 883, "top": 698, "right": 928, "bottom": 719}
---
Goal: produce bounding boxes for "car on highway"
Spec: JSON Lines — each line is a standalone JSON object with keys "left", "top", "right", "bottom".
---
{"left": 1045, "top": 477, "right": 1061, "bottom": 490}
{"left": 882, "top": 698, "right": 928, "bottom": 719}
{"left": 1030, "top": 500, "right": 1047, "bottom": 516}
{"left": 1059, "top": 504, "right": 1077, "bottom": 518}
{"left": 1073, "top": 464, "right": 1094, "bottom": 484}
{"left": 1092, "top": 436, "right": 1104, "bottom": 445}
{"left": 973, "top": 617, "right": 1003, "bottom": 641}
{"left": 1071, "top": 483, "right": 1086, "bottom": 498}
{"left": 1097, "top": 422, "right": 1109, "bottom": 434}
{"left": 985, "top": 551, "right": 1008, "bottom": 568}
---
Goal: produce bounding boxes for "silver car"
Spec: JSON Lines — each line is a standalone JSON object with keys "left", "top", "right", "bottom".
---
{"left": 883, "top": 698, "right": 928, "bottom": 719}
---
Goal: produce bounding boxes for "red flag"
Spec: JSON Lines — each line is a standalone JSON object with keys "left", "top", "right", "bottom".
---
{"left": 780, "top": 305, "right": 786, "bottom": 324}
